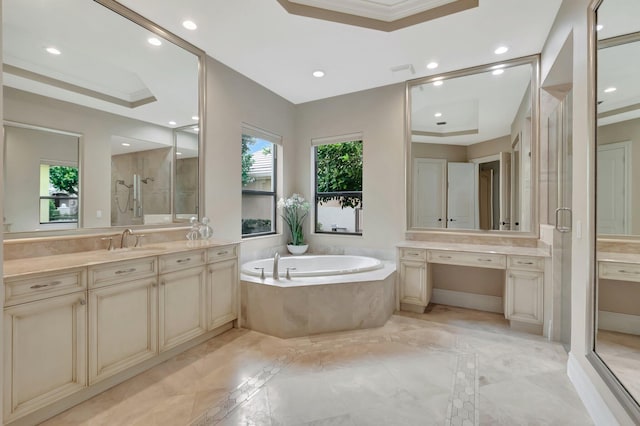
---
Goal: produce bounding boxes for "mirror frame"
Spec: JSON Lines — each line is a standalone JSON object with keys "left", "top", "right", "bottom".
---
{"left": 588, "top": 0, "right": 640, "bottom": 421}
{"left": 2, "top": 0, "right": 206, "bottom": 239}
{"left": 404, "top": 54, "right": 541, "bottom": 238}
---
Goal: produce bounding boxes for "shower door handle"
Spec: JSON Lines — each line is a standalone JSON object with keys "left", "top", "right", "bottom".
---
{"left": 555, "top": 207, "right": 572, "bottom": 233}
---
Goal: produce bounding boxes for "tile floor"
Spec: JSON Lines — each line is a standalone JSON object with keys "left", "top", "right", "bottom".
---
{"left": 597, "top": 330, "right": 640, "bottom": 404}
{"left": 43, "top": 305, "right": 593, "bottom": 425}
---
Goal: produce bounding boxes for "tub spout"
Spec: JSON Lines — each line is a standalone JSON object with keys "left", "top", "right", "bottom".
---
{"left": 273, "top": 252, "right": 280, "bottom": 279}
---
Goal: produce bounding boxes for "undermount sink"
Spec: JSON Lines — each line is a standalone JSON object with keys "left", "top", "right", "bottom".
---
{"left": 107, "top": 245, "right": 166, "bottom": 254}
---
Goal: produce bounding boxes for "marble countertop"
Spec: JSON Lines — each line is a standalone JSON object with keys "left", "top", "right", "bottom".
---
{"left": 4, "top": 239, "right": 238, "bottom": 279}
{"left": 396, "top": 240, "right": 551, "bottom": 257}
{"left": 597, "top": 251, "right": 640, "bottom": 264}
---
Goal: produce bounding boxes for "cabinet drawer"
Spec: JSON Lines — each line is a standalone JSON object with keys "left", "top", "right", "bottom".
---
{"left": 399, "top": 248, "right": 427, "bottom": 261}
{"left": 207, "top": 245, "right": 238, "bottom": 263}
{"left": 88, "top": 257, "right": 157, "bottom": 288}
{"left": 599, "top": 261, "right": 640, "bottom": 283}
{"left": 5, "top": 268, "right": 87, "bottom": 306}
{"left": 427, "top": 250, "right": 506, "bottom": 269}
{"left": 508, "top": 255, "right": 544, "bottom": 272}
{"left": 159, "top": 250, "right": 206, "bottom": 274}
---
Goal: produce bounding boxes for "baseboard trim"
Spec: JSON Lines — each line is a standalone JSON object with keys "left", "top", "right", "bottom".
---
{"left": 431, "top": 288, "right": 503, "bottom": 313}
{"left": 598, "top": 310, "right": 640, "bottom": 335}
{"left": 567, "top": 353, "right": 619, "bottom": 426}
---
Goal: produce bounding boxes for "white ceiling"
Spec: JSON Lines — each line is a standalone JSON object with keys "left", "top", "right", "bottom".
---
{"left": 117, "top": 0, "right": 563, "bottom": 105}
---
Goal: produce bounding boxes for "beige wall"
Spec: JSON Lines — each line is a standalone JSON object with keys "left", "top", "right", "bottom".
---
{"left": 204, "top": 56, "right": 295, "bottom": 256}
{"left": 3, "top": 87, "right": 173, "bottom": 229}
{"left": 542, "top": 0, "right": 635, "bottom": 423}
{"left": 413, "top": 136, "right": 511, "bottom": 163}
{"left": 4, "top": 126, "right": 78, "bottom": 232}
{"left": 432, "top": 264, "right": 504, "bottom": 297}
{"left": 597, "top": 118, "right": 640, "bottom": 234}
{"left": 294, "top": 84, "right": 405, "bottom": 256}
{"left": 466, "top": 136, "right": 512, "bottom": 160}
{"left": 412, "top": 142, "right": 467, "bottom": 162}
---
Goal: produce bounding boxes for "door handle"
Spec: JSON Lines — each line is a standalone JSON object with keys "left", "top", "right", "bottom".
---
{"left": 555, "top": 207, "right": 572, "bottom": 233}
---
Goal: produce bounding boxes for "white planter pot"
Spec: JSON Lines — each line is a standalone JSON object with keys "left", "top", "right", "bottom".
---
{"left": 287, "top": 244, "right": 308, "bottom": 255}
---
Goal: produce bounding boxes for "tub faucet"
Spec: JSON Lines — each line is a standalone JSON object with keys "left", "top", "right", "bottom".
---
{"left": 273, "top": 252, "right": 280, "bottom": 280}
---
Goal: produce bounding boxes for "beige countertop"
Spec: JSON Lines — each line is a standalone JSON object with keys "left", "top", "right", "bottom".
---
{"left": 597, "top": 251, "right": 640, "bottom": 264}
{"left": 396, "top": 240, "right": 551, "bottom": 257}
{"left": 4, "top": 239, "right": 238, "bottom": 279}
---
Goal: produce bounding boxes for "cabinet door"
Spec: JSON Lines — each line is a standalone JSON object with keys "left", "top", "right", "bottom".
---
{"left": 4, "top": 293, "right": 87, "bottom": 423}
{"left": 159, "top": 266, "right": 207, "bottom": 352}
{"left": 207, "top": 259, "right": 238, "bottom": 330}
{"left": 89, "top": 278, "right": 158, "bottom": 384}
{"left": 399, "top": 259, "right": 428, "bottom": 306}
{"left": 506, "top": 270, "right": 543, "bottom": 324}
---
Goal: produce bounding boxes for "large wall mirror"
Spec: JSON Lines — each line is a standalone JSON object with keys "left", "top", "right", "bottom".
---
{"left": 406, "top": 56, "right": 539, "bottom": 234}
{"left": 592, "top": 0, "right": 640, "bottom": 420}
{"left": 2, "top": 0, "right": 204, "bottom": 235}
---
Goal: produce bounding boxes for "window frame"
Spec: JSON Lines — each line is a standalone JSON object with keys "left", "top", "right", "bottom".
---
{"left": 313, "top": 138, "right": 363, "bottom": 236}
{"left": 241, "top": 126, "right": 280, "bottom": 238}
{"left": 39, "top": 160, "right": 79, "bottom": 225}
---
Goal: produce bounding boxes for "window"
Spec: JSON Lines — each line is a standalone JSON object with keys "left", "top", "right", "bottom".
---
{"left": 314, "top": 139, "right": 363, "bottom": 235}
{"left": 241, "top": 126, "right": 279, "bottom": 237}
{"left": 39, "top": 162, "right": 79, "bottom": 224}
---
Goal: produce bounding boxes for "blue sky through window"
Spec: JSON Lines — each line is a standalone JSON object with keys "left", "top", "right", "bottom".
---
{"left": 249, "top": 138, "right": 271, "bottom": 153}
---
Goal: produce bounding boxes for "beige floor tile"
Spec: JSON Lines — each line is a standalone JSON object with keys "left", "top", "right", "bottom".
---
{"left": 43, "top": 305, "right": 593, "bottom": 426}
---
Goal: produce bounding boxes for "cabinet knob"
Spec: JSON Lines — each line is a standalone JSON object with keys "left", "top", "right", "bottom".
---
{"left": 79, "top": 299, "right": 86, "bottom": 305}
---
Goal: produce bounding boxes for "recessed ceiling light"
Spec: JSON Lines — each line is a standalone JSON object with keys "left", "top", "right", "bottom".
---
{"left": 434, "top": 112, "right": 442, "bottom": 117}
{"left": 192, "top": 116, "right": 199, "bottom": 121}
{"left": 494, "top": 46, "right": 509, "bottom": 55}
{"left": 426, "top": 62, "right": 439, "bottom": 70}
{"left": 45, "top": 47, "right": 61, "bottom": 55}
{"left": 121, "top": 142, "right": 131, "bottom": 147}
{"left": 492, "top": 69, "right": 505, "bottom": 76}
{"left": 433, "top": 80, "right": 443, "bottom": 87}
{"left": 169, "top": 121, "right": 177, "bottom": 125}
{"left": 182, "top": 20, "right": 197, "bottom": 30}
{"left": 604, "top": 87, "right": 617, "bottom": 93}
{"left": 148, "top": 37, "right": 162, "bottom": 46}
{"left": 596, "top": 24, "right": 604, "bottom": 31}
{"left": 176, "top": 152, "right": 183, "bottom": 156}
{"left": 312, "top": 70, "right": 325, "bottom": 78}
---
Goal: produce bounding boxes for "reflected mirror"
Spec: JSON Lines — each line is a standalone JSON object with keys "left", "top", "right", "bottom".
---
{"left": 2, "top": 0, "right": 203, "bottom": 235}
{"left": 594, "top": 0, "right": 640, "bottom": 411}
{"left": 407, "top": 56, "right": 538, "bottom": 233}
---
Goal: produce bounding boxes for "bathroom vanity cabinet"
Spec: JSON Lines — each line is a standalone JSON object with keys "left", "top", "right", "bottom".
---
{"left": 158, "top": 250, "right": 208, "bottom": 353}
{"left": 398, "top": 248, "right": 430, "bottom": 311}
{"left": 397, "top": 242, "right": 550, "bottom": 334}
{"left": 3, "top": 269, "right": 88, "bottom": 424}
{"left": 2, "top": 240, "right": 239, "bottom": 425}
{"left": 207, "top": 245, "right": 239, "bottom": 330}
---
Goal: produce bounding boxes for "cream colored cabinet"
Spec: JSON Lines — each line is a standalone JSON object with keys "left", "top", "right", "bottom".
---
{"left": 88, "top": 277, "right": 158, "bottom": 384}
{"left": 3, "top": 269, "right": 88, "bottom": 424}
{"left": 3, "top": 291, "right": 87, "bottom": 423}
{"left": 207, "top": 253, "right": 238, "bottom": 330}
{"left": 398, "top": 248, "right": 430, "bottom": 311}
{"left": 159, "top": 265, "right": 207, "bottom": 352}
{"left": 505, "top": 257, "right": 544, "bottom": 325}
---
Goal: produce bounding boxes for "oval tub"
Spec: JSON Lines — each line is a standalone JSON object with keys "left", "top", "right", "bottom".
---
{"left": 241, "top": 255, "right": 383, "bottom": 278}
{"left": 240, "top": 255, "right": 396, "bottom": 338}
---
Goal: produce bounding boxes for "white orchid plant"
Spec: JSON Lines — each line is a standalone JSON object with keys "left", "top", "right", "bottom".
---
{"left": 277, "top": 194, "right": 310, "bottom": 246}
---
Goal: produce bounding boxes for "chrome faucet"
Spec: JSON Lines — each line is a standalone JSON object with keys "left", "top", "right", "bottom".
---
{"left": 273, "top": 252, "right": 280, "bottom": 279}
{"left": 120, "top": 228, "right": 134, "bottom": 249}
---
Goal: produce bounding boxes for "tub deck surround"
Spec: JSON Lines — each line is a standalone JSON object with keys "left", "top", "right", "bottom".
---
{"left": 242, "top": 255, "right": 384, "bottom": 278}
{"left": 4, "top": 238, "right": 237, "bottom": 278}
{"left": 240, "top": 261, "right": 396, "bottom": 338}
{"left": 396, "top": 240, "right": 552, "bottom": 336}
